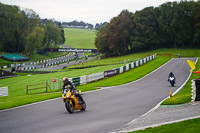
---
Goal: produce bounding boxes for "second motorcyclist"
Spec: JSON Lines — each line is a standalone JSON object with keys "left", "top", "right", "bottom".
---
{"left": 168, "top": 72, "right": 176, "bottom": 86}
{"left": 168, "top": 72, "right": 176, "bottom": 81}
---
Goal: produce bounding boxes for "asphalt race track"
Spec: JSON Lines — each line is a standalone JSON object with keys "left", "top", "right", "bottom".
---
{"left": 0, "top": 58, "right": 197, "bottom": 133}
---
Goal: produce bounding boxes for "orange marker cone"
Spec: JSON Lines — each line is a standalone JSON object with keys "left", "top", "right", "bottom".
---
{"left": 170, "top": 91, "right": 172, "bottom": 98}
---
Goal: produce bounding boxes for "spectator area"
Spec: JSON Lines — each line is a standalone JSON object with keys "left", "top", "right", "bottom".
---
{"left": 1, "top": 54, "right": 29, "bottom": 62}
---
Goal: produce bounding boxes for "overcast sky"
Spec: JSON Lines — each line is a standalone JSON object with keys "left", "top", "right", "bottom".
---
{"left": 0, "top": 0, "right": 182, "bottom": 25}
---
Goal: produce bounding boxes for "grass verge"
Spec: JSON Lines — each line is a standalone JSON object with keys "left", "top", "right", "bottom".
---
{"left": 130, "top": 118, "right": 200, "bottom": 133}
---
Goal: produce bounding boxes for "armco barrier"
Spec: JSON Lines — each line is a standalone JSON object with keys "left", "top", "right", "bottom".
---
{"left": 80, "top": 76, "right": 87, "bottom": 85}
{"left": 86, "top": 72, "right": 104, "bottom": 83}
{"left": 63, "top": 54, "right": 156, "bottom": 87}
{"left": 115, "top": 68, "right": 120, "bottom": 75}
{"left": 72, "top": 77, "right": 81, "bottom": 86}
{"left": 104, "top": 70, "right": 116, "bottom": 77}
{"left": 136, "top": 61, "right": 139, "bottom": 67}
{"left": 120, "top": 66, "right": 123, "bottom": 73}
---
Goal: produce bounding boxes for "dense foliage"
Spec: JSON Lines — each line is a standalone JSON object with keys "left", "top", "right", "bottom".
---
{"left": 0, "top": 3, "right": 65, "bottom": 56}
{"left": 95, "top": 22, "right": 108, "bottom": 29}
{"left": 95, "top": 1, "right": 200, "bottom": 57}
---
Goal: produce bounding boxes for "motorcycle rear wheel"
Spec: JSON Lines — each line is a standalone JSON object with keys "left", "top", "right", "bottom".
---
{"left": 65, "top": 101, "right": 74, "bottom": 113}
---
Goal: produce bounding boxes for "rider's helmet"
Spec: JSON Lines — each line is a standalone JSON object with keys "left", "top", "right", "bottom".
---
{"left": 63, "top": 77, "right": 68, "bottom": 83}
{"left": 169, "top": 72, "right": 174, "bottom": 77}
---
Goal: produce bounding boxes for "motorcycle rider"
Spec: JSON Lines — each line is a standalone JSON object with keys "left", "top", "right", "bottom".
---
{"left": 62, "top": 77, "right": 75, "bottom": 92}
{"left": 62, "top": 77, "right": 83, "bottom": 105}
{"left": 168, "top": 72, "right": 176, "bottom": 82}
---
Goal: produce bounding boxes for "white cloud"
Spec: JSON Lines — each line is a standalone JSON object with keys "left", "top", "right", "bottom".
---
{"left": 0, "top": 0, "right": 183, "bottom": 25}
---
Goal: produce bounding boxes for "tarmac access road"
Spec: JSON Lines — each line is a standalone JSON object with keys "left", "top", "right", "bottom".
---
{"left": 0, "top": 58, "right": 196, "bottom": 133}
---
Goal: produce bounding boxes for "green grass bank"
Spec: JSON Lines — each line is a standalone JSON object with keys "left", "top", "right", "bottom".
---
{"left": 130, "top": 117, "right": 200, "bottom": 133}
{"left": 64, "top": 28, "right": 96, "bottom": 49}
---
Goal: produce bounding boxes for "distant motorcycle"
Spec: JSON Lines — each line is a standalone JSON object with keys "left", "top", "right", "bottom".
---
{"left": 62, "top": 85, "right": 86, "bottom": 113}
{"left": 168, "top": 76, "right": 175, "bottom": 87}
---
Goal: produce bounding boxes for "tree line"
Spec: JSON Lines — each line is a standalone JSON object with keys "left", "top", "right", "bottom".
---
{"left": 95, "top": 22, "right": 108, "bottom": 29}
{"left": 62, "top": 20, "right": 94, "bottom": 29}
{"left": 0, "top": 3, "right": 65, "bottom": 56}
{"left": 95, "top": 1, "right": 200, "bottom": 57}
{"left": 51, "top": 19, "right": 107, "bottom": 29}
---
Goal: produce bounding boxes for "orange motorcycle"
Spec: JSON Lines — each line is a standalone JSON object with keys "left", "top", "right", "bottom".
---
{"left": 62, "top": 86, "right": 86, "bottom": 113}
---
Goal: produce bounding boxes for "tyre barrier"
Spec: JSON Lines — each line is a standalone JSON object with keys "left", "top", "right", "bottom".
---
{"left": 191, "top": 79, "right": 200, "bottom": 101}
{"left": 16, "top": 70, "right": 59, "bottom": 74}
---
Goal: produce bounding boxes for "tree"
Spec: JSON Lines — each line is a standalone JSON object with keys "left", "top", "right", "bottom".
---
{"left": 106, "top": 10, "right": 134, "bottom": 56}
{"left": 95, "top": 10, "right": 134, "bottom": 56}
{"left": 131, "top": 7, "right": 160, "bottom": 51}
{"left": 95, "top": 26, "right": 110, "bottom": 56}
{"left": 157, "top": 1, "right": 198, "bottom": 48}
{"left": 25, "top": 27, "right": 44, "bottom": 56}
{"left": 192, "top": 1, "right": 200, "bottom": 47}
{"left": 58, "top": 22, "right": 65, "bottom": 44}
{"left": 0, "top": 3, "right": 21, "bottom": 52}
{"left": 0, "top": 2, "right": 65, "bottom": 55}
{"left": 43, "top": 21, "right": 63, "bottom": 48}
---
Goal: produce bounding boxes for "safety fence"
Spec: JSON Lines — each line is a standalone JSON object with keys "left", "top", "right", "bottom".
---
{"left": 26, "top": 78, "right": 62, "bottom": 94}
{"left": 25, "top": 54, "right": 156, "bottom": 94}
{"left": 68, "top": 54, "right": 156, "bottom": 86}
{"left": 49, "top": 78, "right": 61, "bottom": 90}
{"left": 26, "top": 81, "right": 48, "bottom": 94}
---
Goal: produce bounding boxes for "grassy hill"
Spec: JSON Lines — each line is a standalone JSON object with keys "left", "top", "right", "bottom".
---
{"left": 64, "top": 28, "right": 96, "bottom": 49}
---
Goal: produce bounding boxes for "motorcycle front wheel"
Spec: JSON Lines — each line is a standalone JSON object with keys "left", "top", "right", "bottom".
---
{"left": 81, "top": 99, "right": 86, "bottom": 111}
{"left": 65, "top": 101, "right": 74, "bottom": 113}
